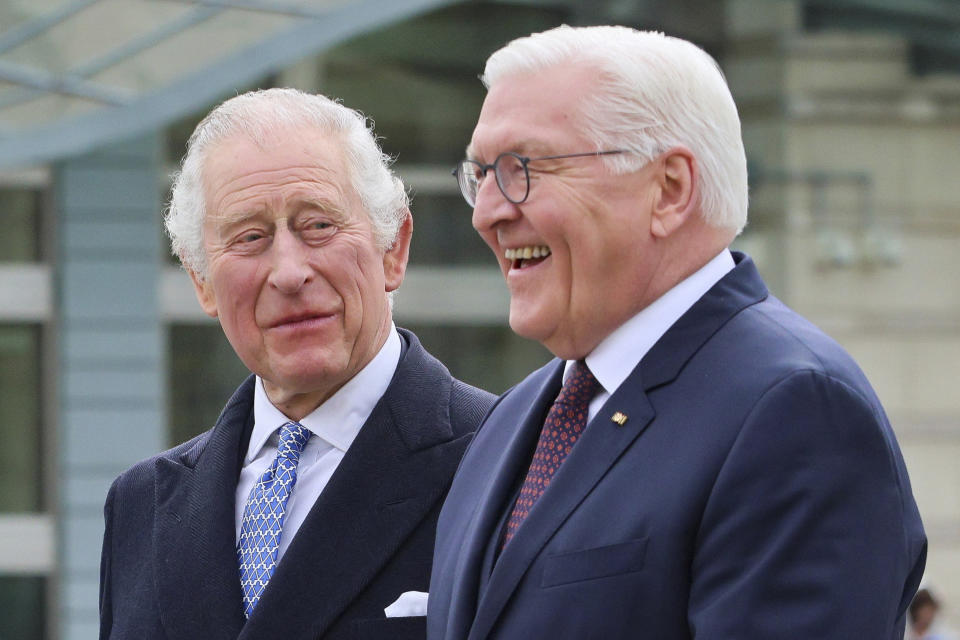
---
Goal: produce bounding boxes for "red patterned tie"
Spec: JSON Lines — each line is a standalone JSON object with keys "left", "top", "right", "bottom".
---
{"left": 502, "top": 360, "right": 601, "bottom": 548}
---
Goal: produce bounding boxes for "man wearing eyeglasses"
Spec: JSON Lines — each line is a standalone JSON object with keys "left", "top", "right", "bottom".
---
{"left": 428, "top": 25, "right": 925, "bottom": 640}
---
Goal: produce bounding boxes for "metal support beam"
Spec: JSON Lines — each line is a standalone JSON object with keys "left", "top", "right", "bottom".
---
{"left": 74, "top": 5, "right": 223, "bottom": 78}
{"left": 0, "top": 61, "right": 130, "bottom": 105}
{"left": 0, "top": 6, "right": 223, "bottom": 112}
{"left": 162, "top": 0, "right": 353, "bottom": 20}
{"left": 0, "top": 0, "right": 101, "bottom": 55}
{"left": 0, "top": 0, "right": 463, "bottom": 169}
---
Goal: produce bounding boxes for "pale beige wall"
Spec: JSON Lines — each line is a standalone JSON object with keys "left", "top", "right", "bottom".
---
{"left": 727, "top": 0, "right": 960, "bottom": 625}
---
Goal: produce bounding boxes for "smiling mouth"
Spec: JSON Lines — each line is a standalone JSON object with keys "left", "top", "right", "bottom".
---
{"left": 504, "top": 245, "right": 551, "bottom": 269}
{"left": 269, "top": 313, "right": 332, "bottom": 329}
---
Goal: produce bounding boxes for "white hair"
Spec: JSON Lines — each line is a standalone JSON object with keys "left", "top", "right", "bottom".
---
{"left": 166, "top": 88, "right": 409, "bottom": 277}
{"left": 482, "top": 25, "right": 748, "bottom": 234}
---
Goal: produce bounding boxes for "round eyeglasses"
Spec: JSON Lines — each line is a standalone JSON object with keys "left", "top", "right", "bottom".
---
{"left": 452, "top": 150, "right": 627, "bottom": 208}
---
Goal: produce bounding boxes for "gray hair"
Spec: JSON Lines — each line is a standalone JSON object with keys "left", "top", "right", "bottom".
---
{"left": 482, "top": 25, "right": 748, "bottom": 234}
{"left": 166, "top": 88, "right": 409, "bottom": 277}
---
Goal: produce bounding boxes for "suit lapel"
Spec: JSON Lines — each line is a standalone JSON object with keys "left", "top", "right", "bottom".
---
{"left": 468, "top": 373, "right": 656, "bottom": 640}
{"left": 639, "top": 252, "right": 768, "bottom": 391}
{"left": 477, "top": 367, "right": 562, "bottom": 587}
{"left": 439, "top": 362, "right": 562, "bottom": 640}
{"left": 467, "top": 253, "right": 770, "bottom": 640}
{"left": 239, "top": 334, "right": 470, "bottom": 640}
{"left": 153, "top": 377, "right": 254, "bottom": 639}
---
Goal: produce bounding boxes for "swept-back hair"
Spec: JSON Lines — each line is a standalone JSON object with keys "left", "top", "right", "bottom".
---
{"left": 483, "top": 25, "right": 748, "bottom": 233}
{"left": 166, "top": 88, "right": 409, "bottom": 276}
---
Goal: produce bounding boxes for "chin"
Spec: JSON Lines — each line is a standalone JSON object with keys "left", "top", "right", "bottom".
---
{"left": 509, "top": 311, "right": 550, "bottom": 346}
{"left": 267, "top": 360, "right": 343, "bottom": 390}
{"left": 511, "top": 313, "right": 585, "bottom": 359}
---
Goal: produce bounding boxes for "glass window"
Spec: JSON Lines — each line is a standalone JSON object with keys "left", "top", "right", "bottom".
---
{"left": 321, "top": 3, "right": 567, "bottom": 166}
{"left": 0, "top": 324, "right": 43, "bottom": 512}
{"left": 0, "top": 576, "right": 46, "bottom": 640}
{"left": 401, "top": 324, "right": 551, "bottom": 394}
{"left": 408, "top": 193, "right": 492, "bottom": 266}
{"left": 169, "top": 323, "right": 546, "bottom": 443}
{"left": 0, "top": 188, "right": 42, "bottom": 262}
{"left": 168, "top": 324, "right": 250, "bottom": 446}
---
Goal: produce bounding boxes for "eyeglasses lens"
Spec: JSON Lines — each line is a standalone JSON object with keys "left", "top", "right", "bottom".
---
{"left": 457, "top": 161, "right": 480, "bottom": 207}
{"left": 495, "top": 154, "right": 528, "bottom": 204}
{"left": 457, "top": 153, "right": 530, "bottom": 207}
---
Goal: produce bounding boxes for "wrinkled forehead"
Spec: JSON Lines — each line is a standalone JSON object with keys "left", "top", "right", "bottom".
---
{"left": 467, "top": 65, "right": 597, "bottom": 161}
{"left": 202, "top": 124, "right": 346, "bottom": 178}
{"left": 200, "top": 127, "right": 354, "bottom": 221}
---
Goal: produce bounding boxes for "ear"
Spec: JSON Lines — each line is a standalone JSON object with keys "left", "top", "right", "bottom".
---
{"left": 383, "top": 209, "right": 413, "bottom": 292}
{"left": 650, "top": 147, "right": 698, "bottom": 239}
{"left": 188, "top": 268, "right": 219, "bottom": 318}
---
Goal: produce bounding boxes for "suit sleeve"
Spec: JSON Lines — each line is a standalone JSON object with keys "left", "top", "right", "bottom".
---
{"left": 688, "top": 370, "right": 925, "bottom": 639}
{"left": 99, "top": 478, "right": 117, "bottom": 640}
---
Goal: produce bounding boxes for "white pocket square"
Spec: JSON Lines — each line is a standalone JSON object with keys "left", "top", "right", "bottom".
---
{"left": 384, "top": 590, "right": 428, "bottom": 618}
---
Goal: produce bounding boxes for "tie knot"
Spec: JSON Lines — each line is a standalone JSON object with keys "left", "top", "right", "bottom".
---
{"left": 276, "top": 421, "right": 310, "bottom": 460}
{"left": 555, "top": 360, "right": 600, "bottom": 407}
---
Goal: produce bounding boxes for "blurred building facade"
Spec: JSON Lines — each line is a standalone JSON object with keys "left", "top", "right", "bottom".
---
{"left": 0, "top": 0, "right": 957, "bottom": 637}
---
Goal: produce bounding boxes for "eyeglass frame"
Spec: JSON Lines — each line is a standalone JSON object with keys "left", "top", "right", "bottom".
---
{"left": 452, "top": 149, "right": 628, "bottom": 208}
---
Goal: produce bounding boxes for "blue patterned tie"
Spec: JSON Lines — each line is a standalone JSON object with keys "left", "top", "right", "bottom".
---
{"left": 237, "top": 420, "right": 311, "bottom": 618}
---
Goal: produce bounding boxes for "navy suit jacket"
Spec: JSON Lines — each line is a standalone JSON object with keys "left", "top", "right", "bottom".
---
{"left": 100, "top": 329, "right": 494, "bottom": 640}
{"left": 428, "top": 254, "right": 926, "bottom": 640}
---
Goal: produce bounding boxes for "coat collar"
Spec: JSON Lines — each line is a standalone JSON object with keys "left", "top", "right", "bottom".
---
{"left": 639, "top": 252, "right": 768, "bottom": 391}
{"left": 238, "top": 330, "right": 466, "bottom": 639}
{"left": 153, "top": 330, "right": 468, "bottom": 640}
{"left": 154, "top": 375, "right": 254, "bottom": 639}
{"left": 427, "top": 358, "right": 559, "bottom": 640}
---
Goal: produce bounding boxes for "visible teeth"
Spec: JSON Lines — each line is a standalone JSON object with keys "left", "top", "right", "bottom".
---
{"left": 504, "top": 245, "right": 550, "bottom": 261}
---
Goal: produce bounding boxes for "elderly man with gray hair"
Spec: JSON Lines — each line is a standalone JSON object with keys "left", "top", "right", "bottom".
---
{"left": 99, "top": 88, "right": 493, "bottom": 640}
{"left": 428, "top": 25, "right": 925, "bottom": 640}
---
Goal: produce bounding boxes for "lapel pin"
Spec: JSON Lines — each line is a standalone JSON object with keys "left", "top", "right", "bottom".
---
{"left": 611, "top": 411, "right": 628, "bottom": 426}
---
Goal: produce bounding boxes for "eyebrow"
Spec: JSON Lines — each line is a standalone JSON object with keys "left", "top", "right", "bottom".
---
{"left": 299, "top": 194, "right": 342, "bottom": 211}
{"left": 465, "top": 139, "right": 552, "bottom": 162}
{"left": 208, "top": 207, "right": 265, "bottom": 230}
{"left": 209, "top": 191, "right": 347, "bottom": 228}
{"left": 292, "top": 196, "right": 347, "bottom": 222}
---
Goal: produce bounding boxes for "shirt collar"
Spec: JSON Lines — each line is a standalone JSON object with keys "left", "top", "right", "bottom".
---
{"left": 570, "top": 249, "right": 735, "bottom": 394}
{"left": 247, "top": 324, "right": 402, "bottom": 463}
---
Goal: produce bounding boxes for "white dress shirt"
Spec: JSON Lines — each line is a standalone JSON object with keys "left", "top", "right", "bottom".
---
{"left": 567, "top": 250, "right": 735, "bottom": 422}
{"left": 234, "top": 325, "right": 402, "bottom": 562}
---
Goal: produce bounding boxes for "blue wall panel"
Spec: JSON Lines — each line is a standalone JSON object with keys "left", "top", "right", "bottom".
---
{"left": 54, "top": 133, "right": 165, "bottom": 640}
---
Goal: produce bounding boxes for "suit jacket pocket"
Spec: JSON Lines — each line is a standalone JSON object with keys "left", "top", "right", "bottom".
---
{"left": 541, "top": 538, "right": 648, "bottom": 588}
{"left": 353, "top": 615, "right": 426, "bottom": 640}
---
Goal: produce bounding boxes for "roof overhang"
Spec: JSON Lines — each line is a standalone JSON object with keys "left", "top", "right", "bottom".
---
{"left": 0, "top": 0, "right": 460, "bottom": 169}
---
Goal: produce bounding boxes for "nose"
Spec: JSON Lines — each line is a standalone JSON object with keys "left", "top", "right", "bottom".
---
{"left": 471, "top": 176, "right": 521, "bottom": 233}
{"left": 267, "top": 225, "right": 313, "bottom": 294}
